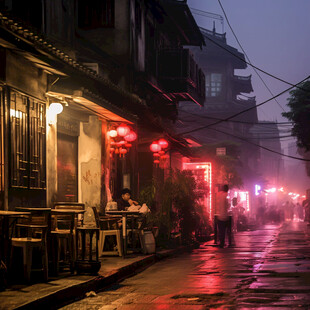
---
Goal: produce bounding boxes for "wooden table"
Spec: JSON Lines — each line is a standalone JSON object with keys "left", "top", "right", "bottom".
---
{"left": 106, "top": 210, "right": 141, "bottom": 258}
{"left": 0, "top": 211, "right": 31, "bottom": 265}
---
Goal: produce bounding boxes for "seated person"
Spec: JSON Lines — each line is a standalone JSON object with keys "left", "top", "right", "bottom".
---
{"left": 116, "top": 188, "right": 139, "bottom": 211}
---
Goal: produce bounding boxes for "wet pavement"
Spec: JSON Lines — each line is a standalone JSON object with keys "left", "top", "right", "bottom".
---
{"left": 61, "top": 222, "right": 310, "bottom": 309}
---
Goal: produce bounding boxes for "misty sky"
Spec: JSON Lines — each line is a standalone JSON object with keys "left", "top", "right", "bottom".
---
{"left": 187, "top": 0, "right": 310, "bottom": 187}
{"left": 188, "top": 0, "right": 310, "bottom": 122}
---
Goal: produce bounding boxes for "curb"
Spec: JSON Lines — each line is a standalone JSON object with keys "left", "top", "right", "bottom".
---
{"left": 16, "top": 245, "right": 195, "bottom": 310}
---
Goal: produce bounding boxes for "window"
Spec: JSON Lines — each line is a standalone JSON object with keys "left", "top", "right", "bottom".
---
{"left": 10, "top": 90, "right": 46, "bottom": 189}
{"left": 78, "top": 0, "right": 115, "bottom": 29}
{"left": 206, "top": 73, "right": 222, "bottom": 97}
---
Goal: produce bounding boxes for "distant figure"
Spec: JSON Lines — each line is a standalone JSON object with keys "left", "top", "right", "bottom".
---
{"left": 302, "top": 190, "right": 310, "bottom": 225}
{"left": 295, "top": 202, "right": 304, "bottom": 221}
{"left": 256, "top": 204, "right": 266, "bottom": 226}
{"left": 283, "top": 201, "right": 292, "bottom": 221}
{"left": 216, "top": 184, "right": 231, "bottom": 248}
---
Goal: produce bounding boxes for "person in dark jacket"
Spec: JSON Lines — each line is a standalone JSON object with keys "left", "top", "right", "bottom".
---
{"left": 116, "top": 188, "right": 139, "bottom": 211}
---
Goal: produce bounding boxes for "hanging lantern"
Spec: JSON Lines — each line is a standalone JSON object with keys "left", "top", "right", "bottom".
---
{"left": 116, "top": 140, "right": 126, "bottom": 147}
{"left": 158, "top": 138, "right": 169, "bottom": 149}
{"left": 110, "top": 141, "right": 116, "bottom": 145}
{"left": 115, "top": 148, "right": 119, "bottom": 154}
{"left": 110, "top": 147, "right": 115, "bottom": 152}
{"left": 108, "top": 129, "right": 118, "bottom": 138}
{"left": 124, "top": 131, "right": 137, "bottom": 142}
{"left": 154, "top": 159, "right": 160, "bottom": 164}
{"left": 150, "top": 141, "right": 161, "bottom": 153}
{"left": 158, "top": 150, "right": 165, "bottom": 155}
{"left": 153, "top": 153, "right": 160, "bottom": 157}
{"left": 119, "top": 148, "right": 128, "bottom": 154}
{"left": 117, "top": 123, "right": 130, "bottom": 137}
{"left": 125, "top": 143, "right": 132, "bottom": 148}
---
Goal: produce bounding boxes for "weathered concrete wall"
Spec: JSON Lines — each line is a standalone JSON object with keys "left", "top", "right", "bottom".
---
{"left": 79, "top": 115, "right": 101, "bottom": 223}
{"left": 46, "top": 102, "right": 58, "bottom": 208}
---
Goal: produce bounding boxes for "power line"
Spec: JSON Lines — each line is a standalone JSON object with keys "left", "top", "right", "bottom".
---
{"left": 198, "top": 25, "right": 309, "bottom": 93}
{"left": 202, "top": 127, "right": 310, "bottom": 161}
{"left": 217, "top": 0, "right": 285, "bottom": 113}
{"left": 179, "top": 74, "right": 310, "bottom": 135}
{"left": 179, "top": 108, "right": 293, "bottom": 126}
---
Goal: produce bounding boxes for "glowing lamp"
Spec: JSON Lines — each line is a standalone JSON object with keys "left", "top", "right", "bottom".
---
{"left": 158, "top": 150, "right": 165, "bottom": 155}
{"left": 49, "top": 102, "right": 63, "bottom": 115}
{"left": 125, "top": 143, "right": 132, "bottom": 148}
{"left": 154, "top": 159, "right": 160, "bottom": 164}
{"left": 150, "top": 142, "right": 161, "bottom": 153}
{"left": 124, "top": 131, "right": 137, "bottom": 142}
{"left": 119, "top": 148, "right": 128, "bottom": 154}
{"left": 110, "top": 147, "right": 115, "bottom": 152}
{"left": 108, "top": 129, "right": 118, "bottom": 138}
{"left": 115, "top": 148, "right": 119, "bottom": 154}
{"left": 153, "top": 153, "right": 160, "bottom": 157}
{"left": 117, "top": 124, "right": 130, "bottom": 137}
{"left": 158, "top": 138, "right": 168, "bottom": 149}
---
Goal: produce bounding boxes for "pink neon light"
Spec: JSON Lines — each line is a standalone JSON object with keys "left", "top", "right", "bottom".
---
{"left": 182, "top": 162, "right": 212, "bottom": 217}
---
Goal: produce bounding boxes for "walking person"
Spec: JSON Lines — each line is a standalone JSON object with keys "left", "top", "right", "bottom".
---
{"left": 216, "top": 184, "right": 230, "bottom": 248}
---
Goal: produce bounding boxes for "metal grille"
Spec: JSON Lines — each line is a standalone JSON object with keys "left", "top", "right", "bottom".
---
{"left": 10, "top": 90, "right": 46, "bottom": 189}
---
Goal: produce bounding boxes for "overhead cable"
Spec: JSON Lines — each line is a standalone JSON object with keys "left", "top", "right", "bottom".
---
{"left": 204, "top": 127, "right": 310, "bottom": 161}
{"left": 217, "top": 0, "right": 285, "bottom": 112}
{"left": 179, "top": 109, "right": 293, "bottom": 126}
{"left": 198, "top": 22, "right": 309, "bottom": 93}
{"left": 179, "top": 74, "right": 310, "bottom": 135}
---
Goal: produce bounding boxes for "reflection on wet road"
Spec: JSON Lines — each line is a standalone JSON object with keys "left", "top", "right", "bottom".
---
{"left": 62, "top": 222, "right": 310, "bottom": 309}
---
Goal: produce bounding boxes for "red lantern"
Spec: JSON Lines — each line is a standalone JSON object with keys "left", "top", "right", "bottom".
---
{"left": 117, "top": 123, "right": 130, "bottom": 137}
{"left": 108, "top": 129, "right": 117, "bottom": 138}
{"left": 110, "top": 147, "right": 115, "bottom": 152}
{"left": 150, "top": 142, "right": 161, "bottom": 153}
{"left": 125, "top": 143, "right": 132, "bottom": 148}
{"left": 154, "top": 159, "right": 160, "bottom": 164}
{"left": 115, "top": 148, "right": 119, "bottom": 154}
{"left": 158, "top": 150, "right": 165, "bottom": 155}
{"left": 158, "top": 138, "right": 169, "bottom": 149}
{"left": 119, "top": 148, "right": 128, "bottom": 154}
{"left": 116, "top": 140, "right": 126, "bottom": 147}
{"left": 124, "top": 131, "right": 137, "bottom": 142}
{"left": 153, "top": 153, "right": 160, "bottom": 157}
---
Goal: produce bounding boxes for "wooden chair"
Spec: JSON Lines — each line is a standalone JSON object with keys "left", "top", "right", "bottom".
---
{"left": 92, "top": 207, "right": 122, "bottom": 257}
{"left": 50, "top": 203, "right": 86, "bottom": 275}
{"left": 11, "top": 208, "right": 50, "bottom": 283}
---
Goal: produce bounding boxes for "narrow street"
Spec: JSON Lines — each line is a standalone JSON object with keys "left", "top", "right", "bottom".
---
{"left": 61, "top": 222, "right": 310, "bottom": 309}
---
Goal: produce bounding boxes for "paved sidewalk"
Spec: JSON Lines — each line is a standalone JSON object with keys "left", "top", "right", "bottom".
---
{"left": 0, "top": 246, "right": 193, "bottom": 310}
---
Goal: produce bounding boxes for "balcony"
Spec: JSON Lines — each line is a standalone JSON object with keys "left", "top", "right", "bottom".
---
{"left": 233, "top": 75, "right": 253, "bottom": 93}
{"left": 157, "top": 49, "right": 205, "bottom": 106}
